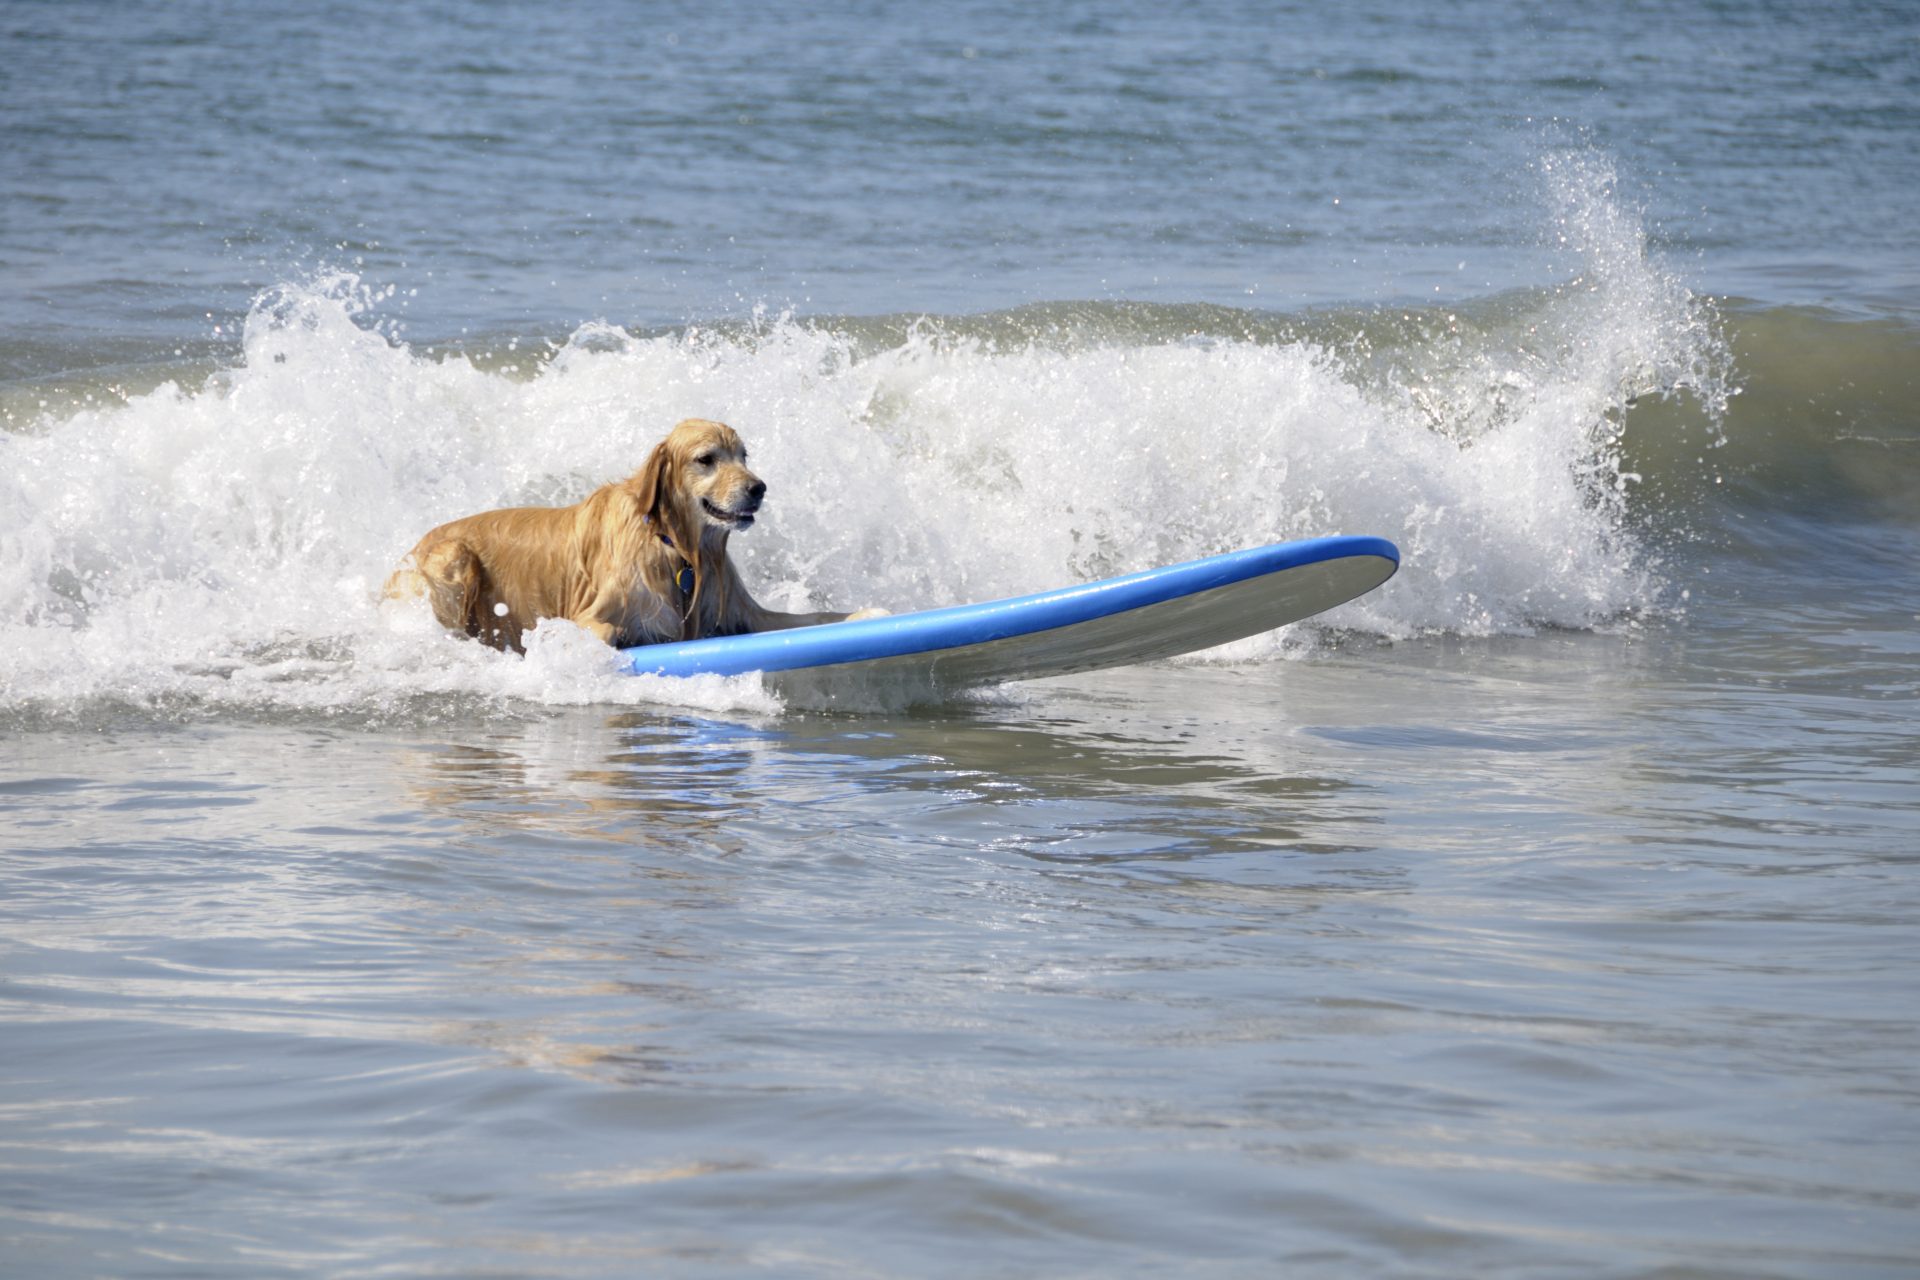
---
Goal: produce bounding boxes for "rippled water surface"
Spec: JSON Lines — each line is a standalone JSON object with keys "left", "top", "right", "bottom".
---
{"left": 7, "top": 543, "right": 1918, "bottom": 1275}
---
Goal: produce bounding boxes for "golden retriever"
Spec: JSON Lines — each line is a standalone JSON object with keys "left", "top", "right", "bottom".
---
{"left": 384, "top": 418, "right": 881, "bottom": 651}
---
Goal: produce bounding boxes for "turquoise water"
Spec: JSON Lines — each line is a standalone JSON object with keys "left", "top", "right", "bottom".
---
{"left": 3, "top": 2, "right": 1918, "bottom": 1276}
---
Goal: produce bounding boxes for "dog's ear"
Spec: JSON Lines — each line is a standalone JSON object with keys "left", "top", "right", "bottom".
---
{"left": 629, "top": 440, "right": 673, "bottom": 523}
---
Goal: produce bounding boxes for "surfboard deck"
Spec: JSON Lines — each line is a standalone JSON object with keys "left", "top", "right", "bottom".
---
{"left": 616, "top": 535, "right": 1399, "bottom": 692}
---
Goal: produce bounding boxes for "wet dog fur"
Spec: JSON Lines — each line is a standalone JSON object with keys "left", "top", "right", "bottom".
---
{"left": 383, "top": 418, "right": 878, "bottom": 651}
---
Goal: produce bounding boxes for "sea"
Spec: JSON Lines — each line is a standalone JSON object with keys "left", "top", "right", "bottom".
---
{"left": 3, "top": 1, "right": 1917, "bottom": 1276}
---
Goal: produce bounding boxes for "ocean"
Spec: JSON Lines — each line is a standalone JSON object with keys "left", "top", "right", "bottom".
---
{"left": 3, "top": 1, "right": 1917, "bottom": 1276}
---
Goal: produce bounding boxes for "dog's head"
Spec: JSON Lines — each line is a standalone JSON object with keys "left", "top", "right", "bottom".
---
{"left": 632, "top": 418, "right": 766, "bottom": 546}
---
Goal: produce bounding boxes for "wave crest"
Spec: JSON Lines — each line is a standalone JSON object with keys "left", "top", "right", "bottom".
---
{"left": 0, "top": 154, "right": 1739, "bottom": 720}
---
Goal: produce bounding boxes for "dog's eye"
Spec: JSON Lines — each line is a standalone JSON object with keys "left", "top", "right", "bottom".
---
{"left": 695, "top": 452, "right": 716, "bottom": 467}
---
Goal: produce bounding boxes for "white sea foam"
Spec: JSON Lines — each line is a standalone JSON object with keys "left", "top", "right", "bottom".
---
{"left": 0, "top": 155, "right": 1727, "bottom": 721}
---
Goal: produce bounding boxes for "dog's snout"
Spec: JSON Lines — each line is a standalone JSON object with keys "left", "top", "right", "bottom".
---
{"left": 747, "top": 479, "right": 766, "bottom": 504}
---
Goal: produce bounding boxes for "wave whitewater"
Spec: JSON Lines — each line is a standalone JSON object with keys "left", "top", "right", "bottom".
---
{"left": 17, "top": 157, "right": 1900, "bottom": 720}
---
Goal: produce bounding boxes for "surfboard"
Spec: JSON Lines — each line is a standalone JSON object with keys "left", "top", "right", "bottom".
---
{"left": 616, "top": 535, "right": 1399, "bottom": 693}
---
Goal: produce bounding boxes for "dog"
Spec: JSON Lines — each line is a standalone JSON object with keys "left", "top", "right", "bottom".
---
{"left": 384, "top": 418, "right": 882, "bottom": 651}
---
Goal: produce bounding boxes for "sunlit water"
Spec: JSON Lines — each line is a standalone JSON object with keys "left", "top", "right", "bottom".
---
{"left": 4, "top": 0, "right": 1919, "bottom": 1275}
{"left": 7, "top": 579, "right": 1917, "bottom": 1275}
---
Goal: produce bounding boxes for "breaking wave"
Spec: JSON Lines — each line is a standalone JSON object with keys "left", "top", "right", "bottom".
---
{"left": 3, "top": 150, "right": 1788, "bottom": 723}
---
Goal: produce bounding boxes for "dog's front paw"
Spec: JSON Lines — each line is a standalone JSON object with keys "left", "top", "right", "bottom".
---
{"left": 845, "top": 607, "right": 891, "bottom": 622}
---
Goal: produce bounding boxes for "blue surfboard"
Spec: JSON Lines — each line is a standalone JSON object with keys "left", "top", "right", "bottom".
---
{"left": 616, "top": 535, "right": 1398, "bottom": 692}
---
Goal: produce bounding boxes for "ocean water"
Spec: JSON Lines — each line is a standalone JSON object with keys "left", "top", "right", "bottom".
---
{"left": 3, "top": 1, "right": 1918, "bottom": 1276}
